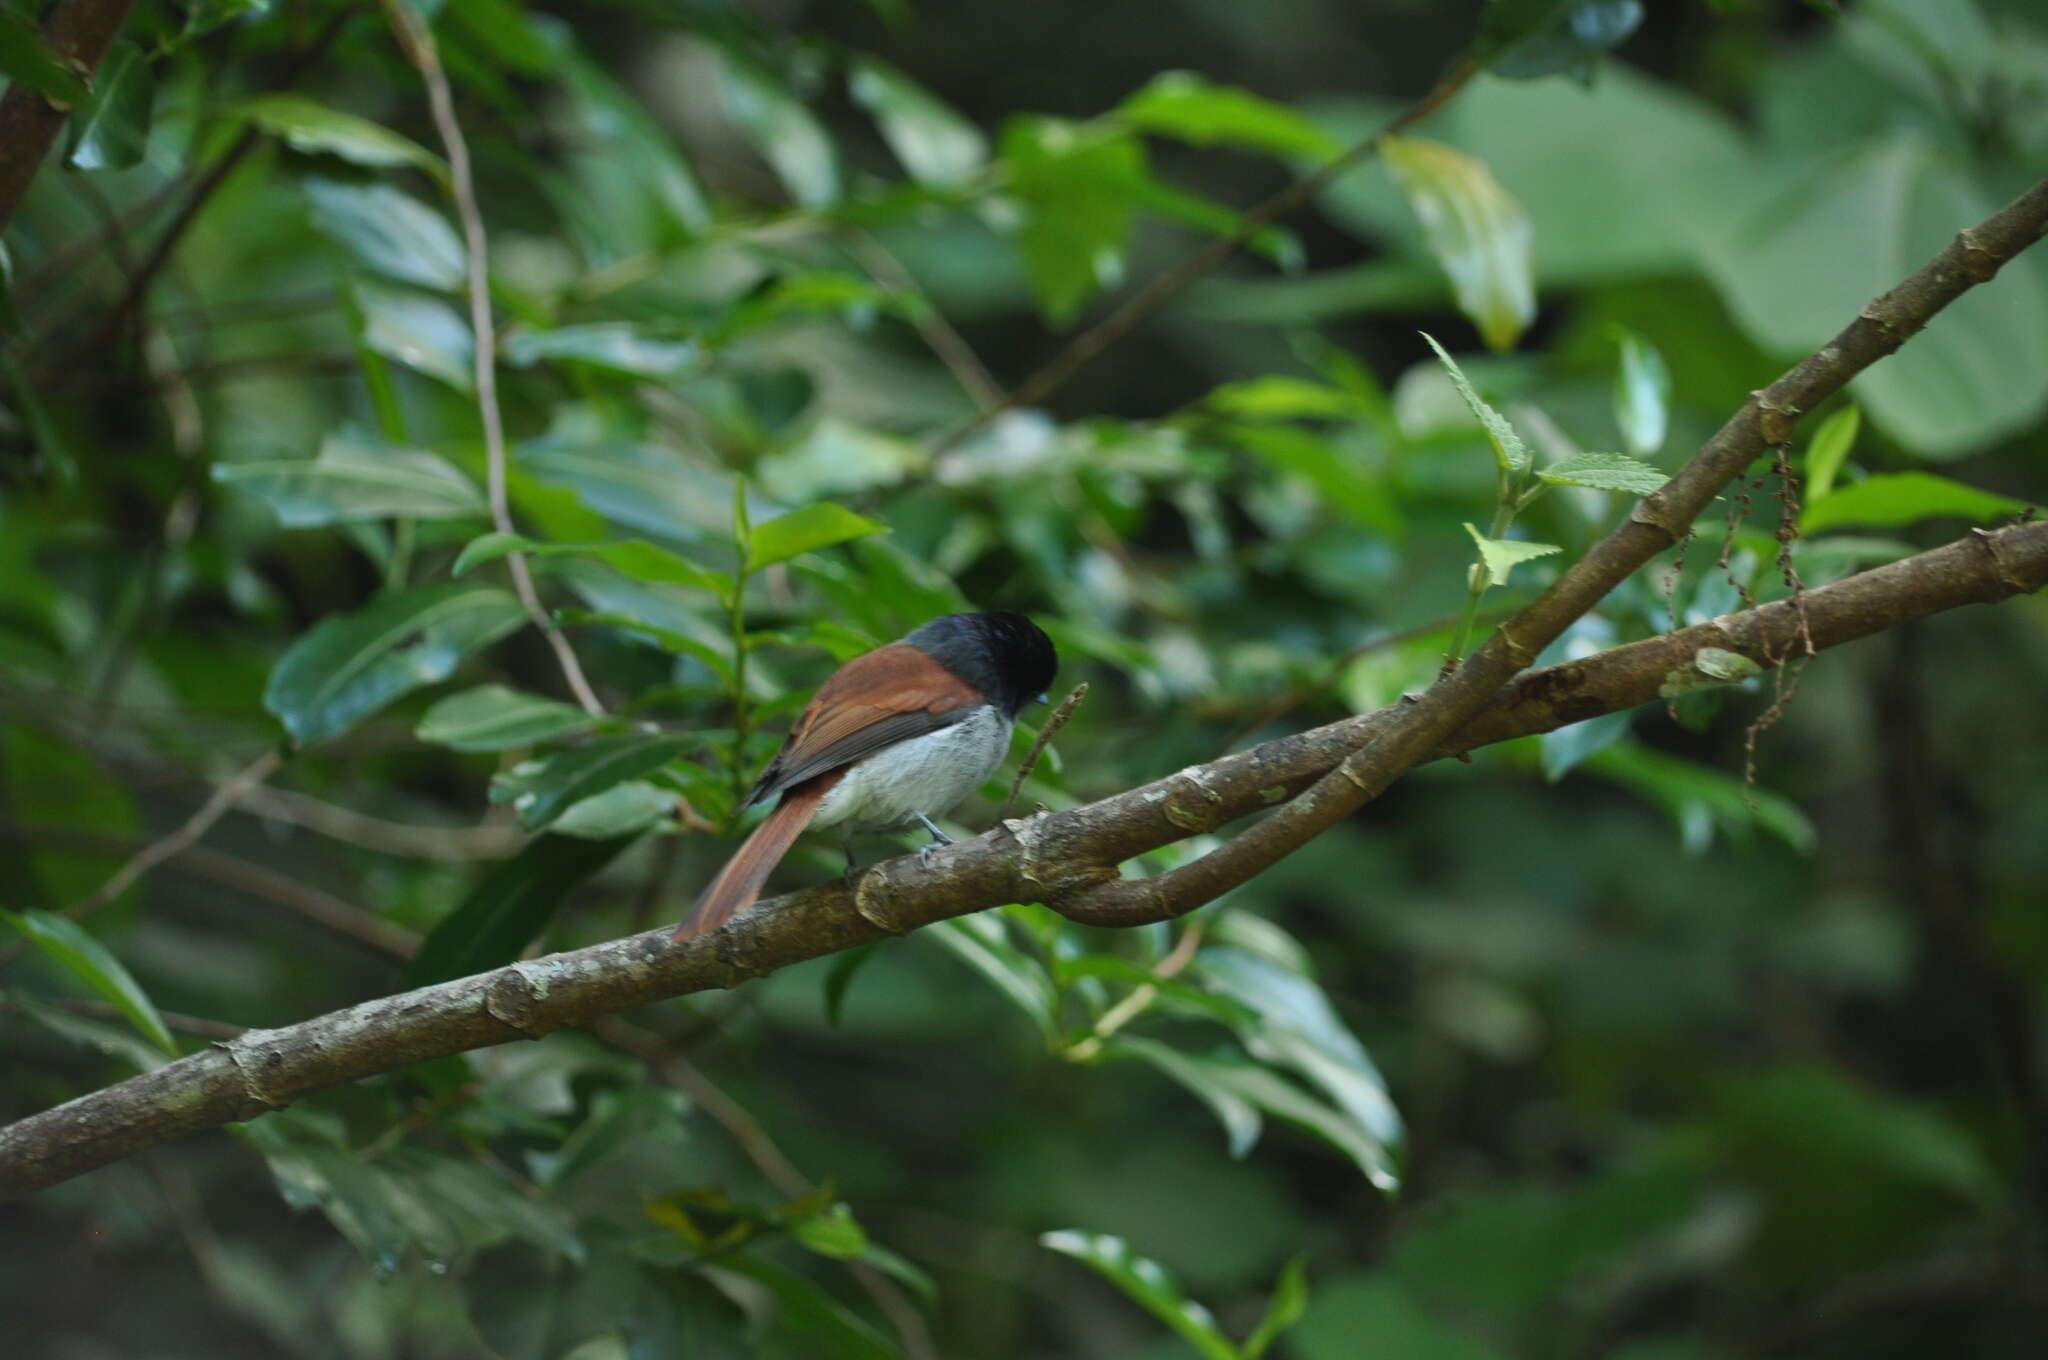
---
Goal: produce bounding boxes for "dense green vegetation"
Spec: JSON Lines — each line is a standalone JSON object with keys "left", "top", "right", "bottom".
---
{"left": 3, "top": 0, "right": 2046, "bottom": 1356}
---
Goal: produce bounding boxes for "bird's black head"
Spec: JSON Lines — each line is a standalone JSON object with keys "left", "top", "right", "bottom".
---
{"left": 905, "top": 611, "right": 1058, "bottom": 718}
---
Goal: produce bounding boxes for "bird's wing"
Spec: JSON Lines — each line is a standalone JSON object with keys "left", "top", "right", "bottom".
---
{"left": 743, "top": 642, "right": 982, "bottom": 806}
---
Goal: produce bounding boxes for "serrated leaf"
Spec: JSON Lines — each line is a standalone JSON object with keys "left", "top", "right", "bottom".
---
{"left": 66, "top": 41, "right": 155, "bottom": 171}
{"left": 398, "top": 835, "right": 636, "bottom": 989}
{"left": 497, "top": 734, "right": 697, "bottom": 832}
{"left": 241, "top": 94, "right": 442, "bottom": 176}
{"left": 1421, "top": 333, "right": 1528, "bottom": 471}
{"left": 1384, "top": 138, "right": 1534, "bottom": 352}
{"left": 416, "top": 684, "right": 604, "bottom": 752}
{"left": 1039, "top": 1230, "right": 1238, "bottom": 1360}
{"left": 4, "top": 911, "right": 176, "bottom": 1056}
{"left": 1537, "top": 451, "right": 1667, "bottom": 495}
{"left": 263, "top": 583, "right": 525, "bottom": 745}
{"left": 1610, "top": 325, "right": 1670, "bottom": 455}
{"left": 849, "top": 57, "right": 987, "bottom": 186}
{"left": 1464, "top": 524, "right": 1561, "bottom": 587}
{"left": 1115, "top": 71, "right": 1341, "bottom": 158}
{"left": 304, "top": 179, "right": 466, "bottom": 292}
{"left": 454, "top": 532, "right": 731, "bottom": 599}
{"left": 719, "top": 54, "right": 840, "bottom": 208}
{"left": 1803, "top": 406, "right": 1860, "bottom": 504}
{"left": 214, "top": 433, "right": 484, "bottom": 526}
{"left": 745, "top": 504, "right": 888, "bottom": 571}
{"left": 1799, "top": 472, "right": 2026, "bottom": 535}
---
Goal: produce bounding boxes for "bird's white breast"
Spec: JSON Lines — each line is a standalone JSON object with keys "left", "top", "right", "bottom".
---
{"left": 811, "top": 703, "right": 1010, "bottom": 832}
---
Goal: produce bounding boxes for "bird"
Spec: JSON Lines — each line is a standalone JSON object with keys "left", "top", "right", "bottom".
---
{"left": 672, "top": 611, "right": 1058, "bottom": 942}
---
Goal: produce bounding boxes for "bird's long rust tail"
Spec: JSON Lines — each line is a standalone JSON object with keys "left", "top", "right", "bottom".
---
{"left": 672, "top": 777, "right": 834, "bottom": 942}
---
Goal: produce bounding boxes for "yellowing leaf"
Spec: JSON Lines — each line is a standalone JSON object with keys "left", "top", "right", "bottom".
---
{"left": 1382, "top": 136, "right": 1535, "bottom": 352}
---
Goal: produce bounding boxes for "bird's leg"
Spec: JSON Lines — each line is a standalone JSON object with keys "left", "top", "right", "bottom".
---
{"left": 914, "top": 812, "right": 952, "bottom": 866}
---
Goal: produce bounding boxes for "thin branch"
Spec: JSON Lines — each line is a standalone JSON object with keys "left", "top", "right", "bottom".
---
{"left": 3, "top": 178, "right": 2048, "bottom": 1201}
{"left": 0, "top": 0, "right": 141, "bottom": 232}
{"left": 1064, "top": 923, "right": 1203, "bottom": 1063}
{"left": 1045, "top": 174, "right": 2048, "bottom": 927}
{"left": 4, "top": 516, "right": 2042, "bottom": 1200}
{"left": 64, "top": 748, "right": 284, "bottom": 922}
{"left": 843, "top": 228, "right": 1004, "bottom": 410}
{"left": 382, "top": 0, "right": 605, "bottom": 717}
{"left": 233, "top": 783, "right": 523, "bottom": 861}
{"left": 928, "top": 56, "right": 1478, "bottom": 460}
{"left": 1001, "top": 682, "right": 1086, "bottom": 818}
{"left": 4, "top": 821, "right": 421, "bottom": 957}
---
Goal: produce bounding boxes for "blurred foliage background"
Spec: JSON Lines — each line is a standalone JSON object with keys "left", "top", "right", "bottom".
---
{"left": 3, "top": 0, "right": 2047, "bottom": 1356}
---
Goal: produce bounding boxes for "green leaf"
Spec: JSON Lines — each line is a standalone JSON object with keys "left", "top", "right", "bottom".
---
{"left": 304, "top": 179, "right": 466, "bottom": 292}
{"left": 66, "top": 41, "right": 155, "bottom": 171}
{"left": 1244, "top": 1257, "right": 1311, "bottom": 1360}
{"left": 1000, "top": 119, "right": 1143, "bottom": 326}
{"left": 1383, "top": 138, "right": 1534, "bottom": 352}
{"left": 3, "top": 989, "right": 170, "bottom": 1072}
{"left": 353, "top": 280, "right": 474, "bottom": 391}
{"left": 1106, "top": 1035, "right": 1264, "bottom": 1159}
{"left": 1540, "top": 709, "right": 1631, "bottom": 782}
{"left": 712, "top": 1255, "right": 903, "bottom": 1360}
{"left": 1198, "top": 1054, "right": 1401, "bottom": 1190}
{"left": 241, "top": 94, "right": 443, "bottom": 176}
{"left": 928, "top": 916, "right": 1059, "bottom": 1035}
{"left": 745, "top": 504, "right": 889, "bottom": 571}
{"left": 496, "top": 734, "right": 697, "bottom": 832}
{"left": 1537, "top": 451, "right": 1667, "bottom": 495}
{"left": 823, "top": 943, "right": 880, "bottom": 1025}
{"left": 549, "top": 780, "right": 674, "bottom": 839}
{"left": 1610, "top": 326, "right": 1670, "bottom": 456}
{"left": 1464, "top": 524, "right": 1561, "bottom": 587}
{"left": 213, "top": 432, "right": 485, "bottom": 527}
{"left": 4, "top": 910, "right": 176, "bottom": 1056}
{"left": 416, "top": 684, "right": 605, "bottom": 752}
{"left": 558, "top": 607, "right": 735, "bottom": 684}
{"left": 719, "top": 54, "right": 840, "bottom": 208}
{"left": 1799, "top": 472, "right": 2026, "bottom": 534}
{"left": 501, "top": 323, "right": 700, "bottom": 379}
{"left": 0, "top": 12, "right": 88, "bottom": 105}
{"left": 849, "top": 57, "right": 988, "bottom": 185}
{"left": 1233, "top": 423, "right": 1402, "bottom": 536}
{"left": 263, "top": 583, "right": 525, "bottom": 745}
{"left": 1291, "top": 1274, "right": 1507, "bottom": 1360}
{"left": 1582, "top": 744, "right": 1815, "bottom": 854}
{"left": 1, "top": 722, "right": 137, "bottom": 908}
{"left": 789, "top": 1203, "right": 869, "bottom": 1260}
{"left": 454, "top": 532, "right": 731, "bottom": 598}
{"left": 1206, "top": 376, "right": 1363, "bottom": 421}
{"left": 1116, "top": 71, "right": 1341, "bottom": 158}
{"left": 1420, "top": 334, "right": 1528, "bottom": 471}
{"left": 398, "top": 835, "right": 636, "bottom": 989}
{"left": 1803, "top": 405, "right": 1860, "bottom": 503}
{"left": 1041, "top": 1231, "right": 1238, "bottom": 1360}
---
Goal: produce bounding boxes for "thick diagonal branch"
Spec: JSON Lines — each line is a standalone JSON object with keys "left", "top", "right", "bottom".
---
{"left": 3, "top": 516, "right": 2042, "bottom": 1200}
{"left": 0, "top": 0, "right": 138, "bottom": 231}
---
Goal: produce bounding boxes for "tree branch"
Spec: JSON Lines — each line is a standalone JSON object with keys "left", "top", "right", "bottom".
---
{"left": 0, "top": 0, "right": 139, "bottom": 232}
{"left": 3, "top": 515, "right": 2041, "bottom": 1200}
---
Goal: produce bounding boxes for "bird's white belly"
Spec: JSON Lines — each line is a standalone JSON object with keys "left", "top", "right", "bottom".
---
{"left": 811, "top": 704, "right": 1010, "bottom": 832}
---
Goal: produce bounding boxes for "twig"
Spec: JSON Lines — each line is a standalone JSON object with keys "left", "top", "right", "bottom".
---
{"left": 4, "top": 821, "right": 421, "bottom": 957}
{"left": 929, "top": 57, "right": 1479, "bottom": 460}
{"left": 6, "top": 177, "right": 2048, "bottom": 1196}
{"left": 1001, "top": 683, "right": 1087, "bottom": 819}
{"left": 843, "top": 229, "right": 1004, "bottom": 410}
{"left": 233, "top": 783, "right": 523, "bottom": 861}
{"left": 63, "top": 748, "right": 285, "bottom": 922}
{"left": 382, "top": 0, "right": 606, "bottom": 717}
{"left": 2, "top": 997, "right": 248, "bottom": 1042}
{"left": 1064, "top": 924, "right": 1203, "bottom": 1063}
{"left": 591, "top": 1016, "right": 941, "bottom": 1360}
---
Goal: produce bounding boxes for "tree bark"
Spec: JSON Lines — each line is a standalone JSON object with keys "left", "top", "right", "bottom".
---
{"left": 2, "top": 516, "right": 2042, "bottom": 1201}
{"left": 0, "top": 0, "right": 139, "bottom": 232}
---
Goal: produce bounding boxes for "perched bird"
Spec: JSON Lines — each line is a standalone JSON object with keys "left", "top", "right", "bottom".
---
{"left": 673, "top": 611, "right": 1057, "bottom": 941}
